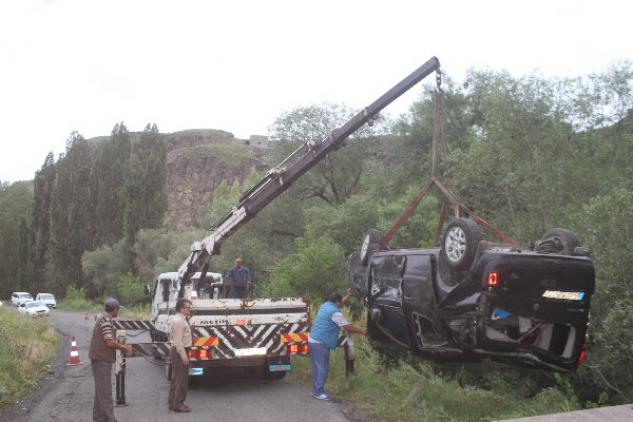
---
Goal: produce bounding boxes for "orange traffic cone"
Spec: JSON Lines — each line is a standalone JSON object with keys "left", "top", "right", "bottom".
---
{"left": 67, "top": 337, "right": 83, "bottom": 366}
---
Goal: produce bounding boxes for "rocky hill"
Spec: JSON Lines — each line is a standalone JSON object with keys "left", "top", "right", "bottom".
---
{"left": 161, "top": 129, "right": 269, "bottom": 229}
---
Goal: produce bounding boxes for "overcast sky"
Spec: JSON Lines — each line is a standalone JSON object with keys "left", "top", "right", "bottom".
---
{"left": 0, "top": 0, "right": 630, "bottom": 183}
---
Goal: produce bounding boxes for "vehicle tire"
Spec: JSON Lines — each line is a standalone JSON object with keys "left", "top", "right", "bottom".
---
{"left": 165, "top": 362, "right": 172, "bottom": 381}
{"left": 538, "top": 228, "right": 579, "bottom": 256}
{"left": 360, "top": 229, "right": 383, "bottom": 266}
{"left": 441, "top": 218, "right": 482, "bottom": 270}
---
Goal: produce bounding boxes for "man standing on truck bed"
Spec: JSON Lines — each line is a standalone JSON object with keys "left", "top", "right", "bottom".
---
{"left": 309, "top": 289, "right": 367, "bottom": 401}
{"left": 89, "top": 297, "right": 132, "bottom": 422}
{"left": 225, "top": 257, "right": 252, "bottom": 299}
{"left": 169, "top": 298, "right": 193, "bottom": 413}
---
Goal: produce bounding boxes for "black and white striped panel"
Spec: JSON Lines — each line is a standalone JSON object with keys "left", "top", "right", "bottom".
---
{"left": 193, "top": 323, "right": 309, "bottom": 359}
{"left": 131, "top": 342, "right": 170, "bottom": 359}
{"left": 113, "top": 320, "right": 155, "bottom": 331}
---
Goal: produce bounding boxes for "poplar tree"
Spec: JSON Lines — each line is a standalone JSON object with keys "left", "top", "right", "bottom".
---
{"left": 31, "top": 152, "right": 56, "bottom": 291}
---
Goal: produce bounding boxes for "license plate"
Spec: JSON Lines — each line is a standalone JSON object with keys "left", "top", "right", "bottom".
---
{"left": 268, "top": 364, "right": 291, "bottom": 372}
{"left": 234, "top": 347, "right": 267, "bottom": 357}
{"left": 542, "top": 290, "right": 585, "bottom": 300}
{"left": 189, "top": 367, "right": 204, "bottom": 376}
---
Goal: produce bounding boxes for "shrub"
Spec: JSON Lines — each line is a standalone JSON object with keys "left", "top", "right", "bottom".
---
{"left": 117, "top": 273, "right": 147, "bottom": 306}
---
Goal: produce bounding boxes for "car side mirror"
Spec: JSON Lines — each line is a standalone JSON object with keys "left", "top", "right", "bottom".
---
{"left": 144, "top": 284, "right": 151, "bottom": 296}
{"left": 20, "top": 304, "right": 25, "bottom": 307}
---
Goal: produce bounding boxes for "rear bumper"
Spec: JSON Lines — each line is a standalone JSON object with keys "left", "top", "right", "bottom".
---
{"left": 190, "top": 355, "right": 293, "bottom": 372}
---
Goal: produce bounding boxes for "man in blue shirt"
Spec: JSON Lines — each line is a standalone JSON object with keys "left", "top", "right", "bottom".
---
{"left": 225, "top": 257, "right": 252, "bottom": 299}
{"left": 309, "top": 288, "right": 367, "bottom": 401}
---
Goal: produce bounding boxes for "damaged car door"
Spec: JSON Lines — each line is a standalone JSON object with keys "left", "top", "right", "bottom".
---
{"left": 367, "top": 253, "right": 411, "bottom": 348}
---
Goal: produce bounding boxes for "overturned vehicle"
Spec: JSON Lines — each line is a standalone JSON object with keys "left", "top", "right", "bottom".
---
{"left": 349, "top": 218, "right": 595, "bottom": 372}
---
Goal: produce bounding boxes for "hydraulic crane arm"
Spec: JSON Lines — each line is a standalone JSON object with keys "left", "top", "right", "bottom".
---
{"left": 177, "top": 56, "right": 441, "bottom": 289}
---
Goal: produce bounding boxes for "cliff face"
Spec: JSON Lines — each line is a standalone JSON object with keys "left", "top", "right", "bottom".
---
{"left": 162, "top": 129, "right": 268, "bottom": 230}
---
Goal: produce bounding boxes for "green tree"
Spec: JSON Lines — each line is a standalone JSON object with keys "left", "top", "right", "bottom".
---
{"left": 31, "top": 152, "right": 56, "bottom": 292}
{"left": 0, "top": 181, "right": 33, "bottom": 297}
{"left": 49, "top": 132, "right": 95, "bottom": 292}
{"left": 267, "top": 236, "right": 347, "bottom": 301}
{"left": 270, "top": 103, "right": 380, "bottom": 205}
{"left": 95, "top": 122, "right": 131, "bottom": 245}
{"left": 122, "top": 123, "right": 167, "bottom": 272}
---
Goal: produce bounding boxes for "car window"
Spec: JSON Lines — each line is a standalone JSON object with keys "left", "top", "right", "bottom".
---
{"left": 26, "top": 302, "right": 40, "bottom": 308}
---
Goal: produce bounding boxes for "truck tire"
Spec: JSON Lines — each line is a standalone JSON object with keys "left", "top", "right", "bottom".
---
{"left": 441, "top": 218, "right": 482, "bottom": 270}
{"left": 360, "top": 229, "right": 383, "bottom": 266}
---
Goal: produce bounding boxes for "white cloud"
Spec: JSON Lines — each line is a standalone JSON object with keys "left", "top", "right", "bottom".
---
{"left": 0, "top": 0, "right": 631, "bottom": 182}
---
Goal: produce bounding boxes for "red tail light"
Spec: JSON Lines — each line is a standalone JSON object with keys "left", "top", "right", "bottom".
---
{"left": 486, "top": 272, "right": 499, "bottom": 286}
{"left": 287, "top": 343, "right": 309, "bottom": 354}
{"left": 188, "top": 347, "right": 212, "bottom": 360}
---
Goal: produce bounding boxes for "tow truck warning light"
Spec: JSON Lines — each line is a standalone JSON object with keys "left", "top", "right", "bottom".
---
{"left": 188, "top": 347, "right": 212, "bottom": 360}
{"left": 287, "top": 343, "right": 309, "bottom": 354}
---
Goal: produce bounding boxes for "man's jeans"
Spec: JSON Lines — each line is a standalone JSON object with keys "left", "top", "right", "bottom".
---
{"left": 309, "top": 341, "right": 330, "bottom": 395}
{"left": 229, "top": 286, "right": 247, "bottom": 299}
{"left": 91, "top": 360, "right": 115, "bottom": 422}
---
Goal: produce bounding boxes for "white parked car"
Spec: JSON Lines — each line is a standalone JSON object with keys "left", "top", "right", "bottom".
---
{"left": 17, "top": 301, "right": 50, "bottom": 317}
{"left": 36, "top": 293, "right": 57, "bottom": 308}
{"left": 11, "top": 292, "right": 34, "bottom": 306}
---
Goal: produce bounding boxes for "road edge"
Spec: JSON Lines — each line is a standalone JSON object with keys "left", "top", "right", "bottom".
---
{"left": 0, "top": 313, "right": 69, "bottom": 422}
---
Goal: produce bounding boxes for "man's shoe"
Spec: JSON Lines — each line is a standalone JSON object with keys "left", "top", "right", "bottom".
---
{"left": 173, "top": 404, "right": 191, "bottom": 412}
{"left": 312, "top": 392, "right": 333, "bottom": 401}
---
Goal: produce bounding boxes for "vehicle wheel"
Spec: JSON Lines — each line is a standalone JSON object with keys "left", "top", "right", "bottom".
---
{"left": 360, "top": 229, "right": 383, "bottom": 266}
{"left": 165, "top": 362, "right": 172, "bottom": 381}
{"left": 441, "top": 218, "right": 482, "bottom": 270}
{"left": 537, "top": 228, "right": 579, "bottom": 255}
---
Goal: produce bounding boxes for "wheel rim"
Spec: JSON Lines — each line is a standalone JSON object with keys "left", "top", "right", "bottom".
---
{"left": 445, "top": 226, "right": 466, "bottom": 263}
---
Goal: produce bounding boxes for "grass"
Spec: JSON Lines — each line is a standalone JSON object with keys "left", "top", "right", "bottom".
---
{"left": 289, "top": 326, "right": 582, "bottom": 422}
{"left": 0, "top": 307, "right": 58, "bottom": 411}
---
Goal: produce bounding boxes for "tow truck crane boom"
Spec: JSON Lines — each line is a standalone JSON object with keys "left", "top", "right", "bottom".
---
{"left": 177, "top": 56, "right": 441, "bottom": 291}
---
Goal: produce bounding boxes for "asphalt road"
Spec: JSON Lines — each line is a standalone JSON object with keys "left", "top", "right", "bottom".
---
{"left": 3, "top": 310, "right": 351, "bottom": 422}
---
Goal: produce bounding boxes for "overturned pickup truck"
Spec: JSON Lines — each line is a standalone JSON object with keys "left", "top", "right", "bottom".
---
{"left": 349, "top": 218, "right": 595, "bottom": 372}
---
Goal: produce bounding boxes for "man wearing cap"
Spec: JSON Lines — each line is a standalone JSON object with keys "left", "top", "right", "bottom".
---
{"left": 168, "top": 298, "right": 193, "bottom": 412}
{"left": 89, "top": 298, "right": 132, "bottom": 422}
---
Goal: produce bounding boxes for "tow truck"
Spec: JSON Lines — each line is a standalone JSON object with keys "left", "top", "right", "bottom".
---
{"left": 111, "top": 57, "right": 443, "bottom": 403}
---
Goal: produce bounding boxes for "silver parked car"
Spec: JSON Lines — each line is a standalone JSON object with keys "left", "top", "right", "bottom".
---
{"left": 17, "top": 301, "right": 50, "bottom": 317}
{"left": 36, "top": 293, "right": 57, "bottom": 308}
{"left": 11, "top": 292, "right": 34, "bottom": 306}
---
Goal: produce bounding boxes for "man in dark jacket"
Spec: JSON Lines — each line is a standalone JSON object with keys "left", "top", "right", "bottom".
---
{"left": 89, "top": 298, "right": 132, "bottom": 422}
{"left": 308, "top": 288, "right": 367, "bottom": 401}
{"left": 225, "top": 257, "right": 252, "bottom": 299}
